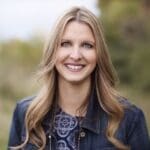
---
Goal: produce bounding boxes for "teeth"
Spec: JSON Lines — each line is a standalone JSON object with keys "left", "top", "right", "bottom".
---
{"left": 66, "top": 65, "right": 83, "bottom": 70}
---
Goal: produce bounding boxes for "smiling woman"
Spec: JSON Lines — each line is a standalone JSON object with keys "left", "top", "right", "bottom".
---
{"left": 8, "top": 7, "right": 150, "bottom": 150}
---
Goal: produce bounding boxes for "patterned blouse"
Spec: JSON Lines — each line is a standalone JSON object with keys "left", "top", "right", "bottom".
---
{"left": 53, "top": 107, "right": 81, "bottom": 150}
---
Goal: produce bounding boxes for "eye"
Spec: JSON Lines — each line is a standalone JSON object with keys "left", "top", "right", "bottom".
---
{"left": 60, "top": 41, "right": 71, "bottom": 47}
{"left": 82, "top": 42, "right": 94, "bottom": 49}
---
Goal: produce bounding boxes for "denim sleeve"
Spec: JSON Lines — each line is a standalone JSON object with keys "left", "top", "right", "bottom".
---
{"left": 8, "top": 103, "right": 22, "bottom": 147}
{"left": 127, "top": 107, "right": 150, "bottom": 150}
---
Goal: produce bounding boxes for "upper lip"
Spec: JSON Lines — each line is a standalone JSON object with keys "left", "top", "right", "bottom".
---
{"left": 65, "top": 63, "right": 85, "bottom": 66}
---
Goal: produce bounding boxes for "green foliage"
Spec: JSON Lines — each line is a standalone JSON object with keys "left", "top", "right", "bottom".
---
{"left": 0, "top": 38, "right": 43, "bottom": 149}
{"left": 0, "top": 39, "right": 42, "bottom": 67}
{"left": 98, "top": 0, "right": 150, "bottom": 93}
{"left": 0, "top": 38, "right": 43, "bottom": 100}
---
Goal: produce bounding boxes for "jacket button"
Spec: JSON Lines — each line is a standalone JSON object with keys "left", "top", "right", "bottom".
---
{"left": 80, "top": 131, "right": 86, "bottom": 137}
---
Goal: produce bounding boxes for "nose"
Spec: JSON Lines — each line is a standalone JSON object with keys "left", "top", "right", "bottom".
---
{"left": 70, "top": 46, "right": 82, "bottom": 60}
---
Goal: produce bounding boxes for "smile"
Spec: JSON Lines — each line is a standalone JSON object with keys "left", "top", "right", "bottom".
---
{"left": 65, "top": 64, "right": 85, "bottom": 72}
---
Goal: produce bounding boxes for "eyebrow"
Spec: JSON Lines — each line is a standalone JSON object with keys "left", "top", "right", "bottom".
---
{"left": 61, "top": 39, "right": 95, "bottom": 45}
{"left": 61, "top": 39, "right": 71, "bottom": 42}
{"left": 82, "top": 40, "right": 95, "bottom": 45}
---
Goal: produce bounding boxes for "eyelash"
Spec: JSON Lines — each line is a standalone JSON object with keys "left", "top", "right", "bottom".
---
{"left": 60, "top": 41, "right": 71, "bottom": 47}
{"left": 60, "top": 41, "right": 94, "bottom": 49}
{"left": 82, "top": 43, "right": 93, "bottom": 49}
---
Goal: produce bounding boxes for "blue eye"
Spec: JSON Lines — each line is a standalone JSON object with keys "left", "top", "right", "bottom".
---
{"left": 82, "top": 43, "right": 93, "bottom": 49}
{"left": 60, "top": 41, "right": 71, "bottom": 47}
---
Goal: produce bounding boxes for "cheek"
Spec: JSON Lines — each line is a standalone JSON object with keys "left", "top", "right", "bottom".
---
{"left": 55, "top": 49, "right": 69, "bottom": 61}
{"left": 55, "top": 50, "right": 65, "bottom": 62}
{"left": 87, "top": 53, "right": 97, "bottom": 65}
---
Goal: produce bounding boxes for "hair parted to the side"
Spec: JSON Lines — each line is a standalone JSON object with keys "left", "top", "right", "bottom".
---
{"left": 11, "top": 6, "right": 129, "bottom": 150}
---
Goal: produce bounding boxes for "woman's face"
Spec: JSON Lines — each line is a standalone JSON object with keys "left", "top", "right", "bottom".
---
{"left": 55, "top": 21, "right": 97, "bottom": 84}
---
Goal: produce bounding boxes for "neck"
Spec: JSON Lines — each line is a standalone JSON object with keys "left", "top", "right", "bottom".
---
{"left": 58, "top": 79, "right": 91, "bottom": 116}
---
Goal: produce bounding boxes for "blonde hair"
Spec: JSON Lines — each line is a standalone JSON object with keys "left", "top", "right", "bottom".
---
{"left": 13, "top": 7, "right": 129, "bottom": 150}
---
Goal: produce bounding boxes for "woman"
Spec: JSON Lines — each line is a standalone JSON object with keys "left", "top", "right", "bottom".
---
{"left": 8, "top": 7, "right": 150, "bottom": 150}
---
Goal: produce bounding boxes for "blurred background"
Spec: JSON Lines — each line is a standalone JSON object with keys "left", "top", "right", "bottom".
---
{"left": 0, "top": 0, "right": 150, "bottom": 149}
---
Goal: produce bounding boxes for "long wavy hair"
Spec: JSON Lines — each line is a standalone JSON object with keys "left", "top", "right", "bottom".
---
{"left": 13, "top": 7, "right": 129, "bottom": 150}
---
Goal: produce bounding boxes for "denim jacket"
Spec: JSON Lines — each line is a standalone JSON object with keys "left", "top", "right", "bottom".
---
{"left": 8, "top": 91, "right": 150, "bottom": 150}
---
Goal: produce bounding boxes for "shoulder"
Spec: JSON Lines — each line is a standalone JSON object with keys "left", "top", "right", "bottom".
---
{"left": 8, "top": 95, "right": 36, "bottom": 144}
{"left": 16, "top": 96, "right": 35, "bottom": 112}
{"left": 119, "top": 97, "right": 148, "bottom": 135}
{"left": 16, "top": 95, "right": 35, "bottom": 109}
{"left": 118, "top": 98, "right": 150, "bottom": 148}
{"left": 119, "top": 97, "right": 145, "bottom": 118}
{"left": 14, "top": 96, "right": 35, "bottom": 122}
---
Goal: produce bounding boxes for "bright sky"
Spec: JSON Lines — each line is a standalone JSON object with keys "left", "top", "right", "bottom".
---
{"left": 0, "top": 0, "right": 99, "bottom": 40}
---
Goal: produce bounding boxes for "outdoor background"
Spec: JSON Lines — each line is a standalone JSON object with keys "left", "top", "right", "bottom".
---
{"left": 0, "top": 0, "right": 150, "bottom": 149}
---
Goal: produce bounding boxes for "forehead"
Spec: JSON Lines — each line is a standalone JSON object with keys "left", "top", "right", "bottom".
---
{"left": 61, "top": 21, "right": 95, "bottom": 41}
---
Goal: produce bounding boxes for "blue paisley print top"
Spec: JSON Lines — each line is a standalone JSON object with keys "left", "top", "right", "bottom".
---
{"left": 54, "top": 107, "right": 81, "bottom": 150}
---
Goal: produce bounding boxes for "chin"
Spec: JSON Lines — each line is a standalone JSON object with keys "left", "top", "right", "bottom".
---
{"left": 67, "top": 80, "right": 85, "bottom": 85}
{"left": 64, "top": 76, "right": 90, "bottom": 85}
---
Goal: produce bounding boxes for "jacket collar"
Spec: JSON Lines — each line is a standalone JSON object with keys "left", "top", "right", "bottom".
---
{"left": 80, "top": 88, "right": 103, "bottom": 134}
